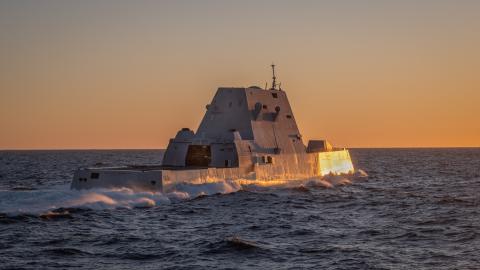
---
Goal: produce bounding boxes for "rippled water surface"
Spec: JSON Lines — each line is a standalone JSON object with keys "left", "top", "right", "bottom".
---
{"left": 0, "top": 149, "right": 479, "bottom": 269}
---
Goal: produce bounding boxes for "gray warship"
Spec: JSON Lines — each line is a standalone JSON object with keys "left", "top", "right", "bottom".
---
{"left": 71, "top": 66, "right": 354, "bottom": 192}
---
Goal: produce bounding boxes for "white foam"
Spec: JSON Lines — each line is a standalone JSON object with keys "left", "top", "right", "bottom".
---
{"left": 306, "top": 179, "right": 334, "bottom": 188}
{"left": 322, "top": 174, "right": 352, "bottom": 186}
{"left": 354, "top": 169, "right": 369, "bottom": 178}
{"left": 0, "top": 187, "right": 172, "bottom": 215}
{"left": 170, "top": 180, "right": 242, "bottom": 199}
{"left": 0, "top": 180, "right": 242, "bottom": 216}
{"left": 0, "top": 170, "right": 367, "bottom": 216}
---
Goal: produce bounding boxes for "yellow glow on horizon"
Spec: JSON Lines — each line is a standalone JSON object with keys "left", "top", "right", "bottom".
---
{"left": 0, "top": 1, "right": 479, "bottom": 149}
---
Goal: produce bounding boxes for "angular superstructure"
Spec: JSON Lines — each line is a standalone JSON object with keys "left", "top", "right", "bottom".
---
{"left": 71, "top": 68, "right": 354, "bottom": 192}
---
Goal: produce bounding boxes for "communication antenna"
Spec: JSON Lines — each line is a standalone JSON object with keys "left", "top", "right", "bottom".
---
{"left": 270, "top": 63, "right": 277, "bottom": 90}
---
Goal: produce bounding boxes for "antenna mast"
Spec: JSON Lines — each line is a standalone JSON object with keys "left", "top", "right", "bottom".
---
{"left": 270, "top": 63, "right": 277, "bottom": 90}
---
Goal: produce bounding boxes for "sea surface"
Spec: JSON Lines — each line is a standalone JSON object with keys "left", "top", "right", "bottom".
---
{"left": 0, "top": 149, "right": 479, "bottom": 269}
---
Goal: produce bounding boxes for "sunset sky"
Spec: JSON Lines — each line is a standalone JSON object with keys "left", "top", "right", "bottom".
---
{"left": 1, "top": 0, "right": 479, "bottom": 149}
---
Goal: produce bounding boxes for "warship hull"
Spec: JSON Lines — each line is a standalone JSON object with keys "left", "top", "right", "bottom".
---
{"left": 71, "top": 149, "right": 353, "bottom": 192}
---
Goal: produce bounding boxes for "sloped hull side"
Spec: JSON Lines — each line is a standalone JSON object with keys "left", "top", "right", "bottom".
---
{"left": 251, "top": 149, "right": 354, "bottom": 180}
{"left": 316, "top": 149, "right": 354, "bottom": 176}
{"left": 71, "top": 150, "right": 354, "bottom": 192}
{"left": 71, "top": 169, "right": 163, "bottom": 192}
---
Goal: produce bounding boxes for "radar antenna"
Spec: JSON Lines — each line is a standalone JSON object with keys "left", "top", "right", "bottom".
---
{"left": 270, "top": 63, "right": 277, "bottom": 90}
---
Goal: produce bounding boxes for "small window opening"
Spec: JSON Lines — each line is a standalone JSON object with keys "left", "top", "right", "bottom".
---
{"left": 286, "top": 115, "right": 292, "bottom": 119}
{"left": 262, "top": 105, "right": 268, "bottom": 109}
{"left": 261, "top": 156, "right": 266, "bottom": 163}
{"left": 267, "top": 156, "right": 273, "bottom": 164}
{"left": 272, "top": 93, "right": 278, "bottom": 98}
{"left": 151, "top": 180, "right": 156, "bottom": 185}
{"left": 90, "top": 173, "right": 99, "bottom": 179}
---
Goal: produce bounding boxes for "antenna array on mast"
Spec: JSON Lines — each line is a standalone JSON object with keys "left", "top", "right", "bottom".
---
{"left": 270, "top": 63, "right": 277, "bottom": 90}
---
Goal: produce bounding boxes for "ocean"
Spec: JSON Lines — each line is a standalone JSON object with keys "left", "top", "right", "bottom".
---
{"left": 0, "top": 149, "right": 479, "bottom": 269}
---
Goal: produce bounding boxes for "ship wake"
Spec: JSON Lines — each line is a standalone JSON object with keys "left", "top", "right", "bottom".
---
{"left": 0, "top": 170, "right": 367, "bottom": 217}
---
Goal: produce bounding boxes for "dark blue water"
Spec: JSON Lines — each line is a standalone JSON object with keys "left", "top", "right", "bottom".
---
{"left": 0, "top": 149, "right": 479, "bottom": 269}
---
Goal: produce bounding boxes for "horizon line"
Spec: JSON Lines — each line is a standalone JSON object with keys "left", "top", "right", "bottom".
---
{"left": 1, "top": 146, "right": 479, "bottom": 151}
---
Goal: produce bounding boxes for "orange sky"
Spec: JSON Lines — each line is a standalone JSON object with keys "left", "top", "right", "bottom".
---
{"left": 0, "top": 1, "right": 479, "bottom": 149}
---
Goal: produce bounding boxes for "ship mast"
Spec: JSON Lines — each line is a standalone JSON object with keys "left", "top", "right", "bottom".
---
{"left": 270, "top": 63, "right": 277, "bottom": 90}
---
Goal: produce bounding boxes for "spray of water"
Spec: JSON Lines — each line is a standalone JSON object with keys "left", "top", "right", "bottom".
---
{"left": 0, "top": 170, "right": 367, "bottom": 216}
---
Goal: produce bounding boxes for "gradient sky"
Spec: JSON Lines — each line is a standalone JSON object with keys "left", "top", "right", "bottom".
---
{"left": 1, "top": 0, "right": 479, "bottom": 149}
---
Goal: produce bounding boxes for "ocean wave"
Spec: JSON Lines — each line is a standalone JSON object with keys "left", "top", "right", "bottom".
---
{"left": 43, "top": 247, "right": 92, "bottom": 256}
{"left": 169, "top": 180, "right": 242, "bottom": 199}
{"left": 0, "top": 187, "right": 170, "bottom": 216}
{"left": 225, "top": 236, "right": 261, "bottom": 250}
